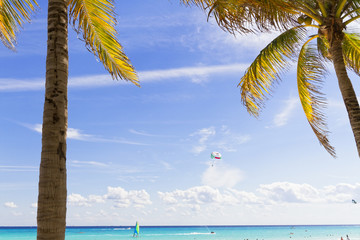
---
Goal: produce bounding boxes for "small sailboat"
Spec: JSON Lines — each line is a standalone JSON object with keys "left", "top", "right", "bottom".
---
{"left": 133, "top": 221, "right": 140, "bottom": 237}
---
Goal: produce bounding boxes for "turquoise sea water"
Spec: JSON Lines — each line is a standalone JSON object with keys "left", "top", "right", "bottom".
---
{"left": 1, "top": 225, "right": 360, "bottom": 240}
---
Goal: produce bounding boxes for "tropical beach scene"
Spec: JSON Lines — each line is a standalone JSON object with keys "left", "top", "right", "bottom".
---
{"left": 1, "top": 0, "right": 360, "bottom": 239}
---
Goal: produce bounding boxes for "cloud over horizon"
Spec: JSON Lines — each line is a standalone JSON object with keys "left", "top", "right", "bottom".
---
{"left": 68, "top": 186, "right": 152, "bottom": 209}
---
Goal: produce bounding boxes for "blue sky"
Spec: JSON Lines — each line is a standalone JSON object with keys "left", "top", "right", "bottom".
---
{"left": 1, "top": 0, "right": 360, "bottom": 226}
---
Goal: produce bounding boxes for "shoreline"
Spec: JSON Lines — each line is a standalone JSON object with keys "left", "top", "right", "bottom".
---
{"left": 1, "top": 224, "right": 360, "bottom": 228}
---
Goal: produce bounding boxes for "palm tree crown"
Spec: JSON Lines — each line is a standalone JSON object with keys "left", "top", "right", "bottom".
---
{"left": 184, "top": 0, "right": 360, "bottom": 158}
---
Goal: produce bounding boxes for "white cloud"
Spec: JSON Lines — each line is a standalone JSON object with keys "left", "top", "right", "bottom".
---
{"left": 129, "top": 129, "right": 157, "bottom": 137}
{"left": 30, "top": 124, "right": 94, "bottom": 140}
{"left": 68, "top": 193, "right": 106, "bottom": 207}
{"left": 105, "top": 187, "right": 152, "bottom": 208}
{"left": 190, "top": 127, "right": 216, "bottom": 154}
{"left": 68, "top": 187, "right": 153, "bottom": 208}
{"left": 59, "top": 182, "right": 360, "bottom": 225}
{"left": 189, "top": 126, "right": 250, "bottom": 154}
{"left": 70, "top": 160, "right": 108, "bottom": 167}
{"left": 158, "top": 186, "right": 259, "bottom": 210}
{"left": 216, "top": 125, "right": 251, "bottom": 152}
{"left": 31, "top": 203, "right": 37, "bottom": 208}
{"left": 0, "top": 165, "right": 37, "bottom": 172}
{"left": 257, "top": 182, "right": 321, "bottom": 203}
{"left": 25, "top": 123, "right": 147, "bottom": 145}
{"left": 323, "top": 183, "right": 360, "bottom": 203}
{"left": 0, "top": 78, "right": 44, "bottom": 91}
{"left": 158, "top": 186, "right": 223, "bottom": 205}
{"left": 68, "top": 193, "right": 91, "bottom": 207}
{"left": 138, "top": 64, "right": 247, "bottom": 84}
{"left": 4, "top": 202, "right": 17, "bottom": 208}
{"left": 256, "top": 182, "right": 360, "bottom": 204}
{"left": 67, "top": 128, "right": 93, "bottom": 140}
{"left": 70, "top": 63, "right": 246, "bottom": 86}
{"left": 225, "top": 189, "right": 261, "bottom": 204}
{"left": 201, "top": 163, "right": 244, "bottom": 188}
{"left": 88, "top": 195, "right": 106, "bottom": 203}
{"left": 160, "top": 161, "right": 173, "bottom": 170}
{"left": 159, "top": 182, "right": 360, "bottom": 210}
{"left": 273, "top": 97, "right": 298, "bottom": 127}
{"left": 0, "top": 63, "right": 247, "bottom": 92}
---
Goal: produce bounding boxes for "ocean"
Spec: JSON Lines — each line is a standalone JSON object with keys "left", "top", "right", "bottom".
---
{"left": 0, "top": 225, "right": 359, "bottom": 240}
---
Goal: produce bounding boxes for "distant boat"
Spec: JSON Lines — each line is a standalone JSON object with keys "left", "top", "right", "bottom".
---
{"left": 133, "top": 221, "right": 140, "bottom": 237}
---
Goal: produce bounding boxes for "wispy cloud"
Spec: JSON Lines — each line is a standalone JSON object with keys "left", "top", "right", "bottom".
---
{"left": 0, "top": 166, "right": 37, "bottom": 172}
{"left": 24, "top": 123, "right": 148, "bottom": 146}
{"left": 4, "top": 202, "right": 18, "bottom": 208}
{"left": 189, "top": 125, "right": 250, "bottom": 154}
{"left": 28, "top": 123, "right": 94, "bottom": 141}
{"left": 0, "top": 63, "right": 247, "bottom": 92}
{"left": 138, "top": 64, "right": 247, "bottom": 84}
{"left": 190, "top": 127, "right": 216, "bottom": 154}
{"left": 129, "top": 129, "right": 164, "bottom": 137}
{"left": 70, "top": 160, "right": 109, "bottom": 167}
{"left": 0, "top": 78, "right": 44, "bottom": 91}
{"left": 272, "top": 97, "right": 298, "bottom": 127}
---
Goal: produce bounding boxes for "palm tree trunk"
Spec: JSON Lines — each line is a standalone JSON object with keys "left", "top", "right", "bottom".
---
{"left": 331, "top": 38, "right": 360, "bottom": 157}
{"left": 37, "top": 0, "right": 68, "bottom": 239}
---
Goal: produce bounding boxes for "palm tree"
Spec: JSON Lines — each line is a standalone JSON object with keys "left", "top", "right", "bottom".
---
{"left": 0, "top": 0, "right": 38, "bottom": 50}
{"left": 37, "top": 0, "right": 138, "bottom": 239}
{"left": 183, "top": 0, "right": 360, "bottom": 158}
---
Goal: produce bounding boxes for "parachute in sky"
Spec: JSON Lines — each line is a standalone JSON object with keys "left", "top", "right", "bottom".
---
{"left": 210, "top": 151, "right": 222, "bottom": 166}
{"left": 211, "top": 151, "right": 222, "bottom": 160}
{"left": 352, "top": 199, "right": 357, "bottom": 204}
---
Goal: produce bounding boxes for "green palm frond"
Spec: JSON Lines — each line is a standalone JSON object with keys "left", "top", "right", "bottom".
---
{"left": 297, "top": 41, "right": 335, "bottom": 157}
{"left": 239, "top": 27, "right": 307, "bottom": 116}
{"left": 342, "top": 0, "right": 360, "bottom": 19}
{"left": 68, "top": 0, "right": 138, "bottom": 86}
{"left": 182, "top": 0, "right": 297, "bottom": 34}
{"left": 316, "top": 36, "right": 331, "bottom": 61}
{"left": 0, "top": 0, "right": 38, "bottom": 49}
{"left": 343, "top": 1, "right": 360, "bottom": 25}
{"left": 181, "top": 0, "right": 212, "bottom": 8}
{"left": 286, "top": 0, "right": 322, "bottom": 24}
{"left": 342, "top": 32, "right": 360, "bottom": 76}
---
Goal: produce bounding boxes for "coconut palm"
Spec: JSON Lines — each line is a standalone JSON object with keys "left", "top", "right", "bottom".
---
{"left": 0, "top": 0, "right": 38, "bottom": 50}
{"left": 183, "top": 0, "right": 360, "bottom": 158}
{"left": 37, "top": 0, "right": 138, "bottom": 239}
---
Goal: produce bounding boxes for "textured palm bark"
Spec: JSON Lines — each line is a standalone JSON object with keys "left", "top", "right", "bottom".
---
{"left": 37, "top": 0, "right": 68, "bottom": 239}
{"left": 331, "top": 38, "right": 360, "bottom": 157}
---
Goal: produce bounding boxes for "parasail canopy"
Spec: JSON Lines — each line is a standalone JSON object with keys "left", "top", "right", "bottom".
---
{"left": 211, "top": 151, "right": 222, "bottom": 160}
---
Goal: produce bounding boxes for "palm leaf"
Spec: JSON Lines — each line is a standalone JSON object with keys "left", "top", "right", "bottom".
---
{"left": 0, "top": 0, "right": 38, "bottom": 49}
{"left": 68, "top": 0, "right": 138, "bottom": 85}
{"left": 342, "top": 32, "right": 360, "bottom": 77}
{"left": 342, "top": 0, "right": 360, "bottom": 19}
{"left": 239, "top": 27, "right": 307, "bottom": 116}
{"left": 297, "top": 41, "right": 335, "bottom": 157}
{"left": 316, "top": 36, "right": 331, "bottom": 61}
{"left": 182, "top": 0, "right": 297, "bottom": 34}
